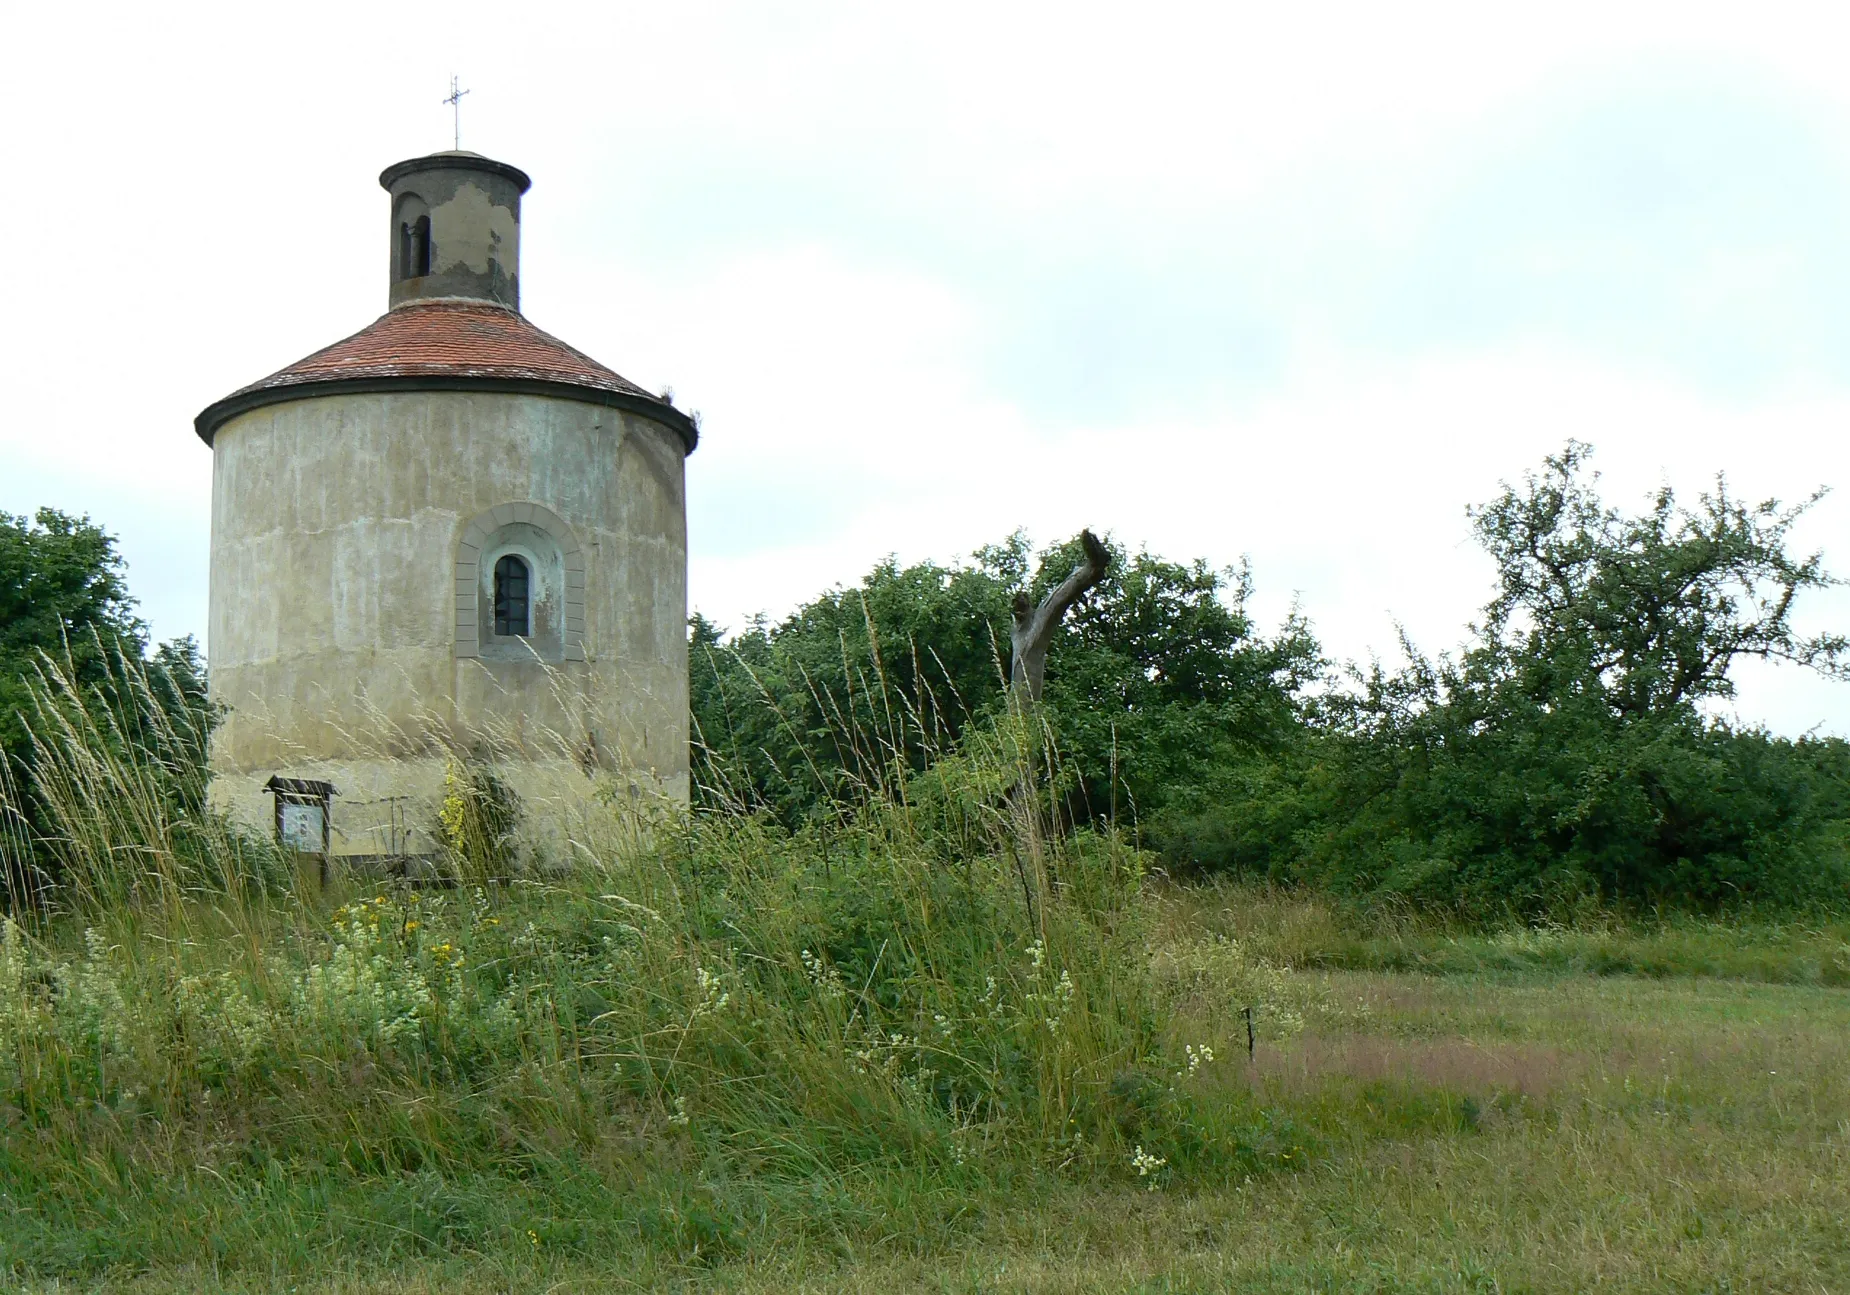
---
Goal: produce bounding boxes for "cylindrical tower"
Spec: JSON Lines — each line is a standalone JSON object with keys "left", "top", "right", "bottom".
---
{"left": 196, "top": 151, "right": 697, "bottom": 864}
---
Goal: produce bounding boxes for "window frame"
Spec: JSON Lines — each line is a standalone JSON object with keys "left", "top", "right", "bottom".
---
{"left": 455, "top": 502, "right": 586, "bottom": 663}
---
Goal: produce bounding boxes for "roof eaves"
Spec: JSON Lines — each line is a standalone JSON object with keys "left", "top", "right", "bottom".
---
{"left": 194, "top": 373, "right": 699, "bottom": 454}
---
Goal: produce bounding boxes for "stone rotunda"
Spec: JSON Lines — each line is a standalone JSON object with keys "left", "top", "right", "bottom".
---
{"left": 195, "top": 150, "right": 696, "bottom": 863}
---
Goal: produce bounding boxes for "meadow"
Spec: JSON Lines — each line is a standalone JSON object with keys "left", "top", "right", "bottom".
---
{"left": 0, "top": 622, "right": 1844, "bottom": 1294}
{"left": 3, "top": 770, "right": 1847, "bottom": 1292}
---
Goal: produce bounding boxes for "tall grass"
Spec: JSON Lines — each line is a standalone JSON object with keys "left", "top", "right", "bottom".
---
{"left": 0, "top": 644, "right": 1234, "bottom": 1277}
{"left": 5, "top": 642, "right": 284, "bottom": 915}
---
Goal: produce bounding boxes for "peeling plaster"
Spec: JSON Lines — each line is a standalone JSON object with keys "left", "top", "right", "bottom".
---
{"left": 431, "top": 181, "right": 519, "bottom": 280}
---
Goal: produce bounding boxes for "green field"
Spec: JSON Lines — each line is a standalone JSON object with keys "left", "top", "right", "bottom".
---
{"left": 4, "top": 853, "right": 1847, "bottom": 1295}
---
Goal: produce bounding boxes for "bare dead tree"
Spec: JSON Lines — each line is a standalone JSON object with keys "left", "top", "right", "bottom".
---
{"left": 1002, "top": 530, "right": 1110, "bottom": 927}
{"left": 1010, "top": 529, "right": 1111, "bottom": 705}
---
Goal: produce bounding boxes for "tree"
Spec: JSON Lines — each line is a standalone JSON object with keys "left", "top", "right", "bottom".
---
{"left": 1469, "top": 441, "right": 1847, "bottom": 718}
{"left": 688, "top": 550, "right": 1021, "bottom": 817}
{"left": 0, "top": 513, "right": 223, "bottom": 906}
{"left": 1009, "top": 529, "right": 1109, "bottom": 703}
{"left": 689, "top": 531, "right": 1317, "bottom": 830}
{"left": 1295, "top": 446, "right": 1850, "bottom": 911}
{"left": 0, "top": 509, "right": 145, "bottom": 768}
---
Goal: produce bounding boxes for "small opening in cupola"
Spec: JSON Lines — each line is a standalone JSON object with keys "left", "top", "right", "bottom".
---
{"left": 398, "top": 214, "right": 432, "bottom": 279}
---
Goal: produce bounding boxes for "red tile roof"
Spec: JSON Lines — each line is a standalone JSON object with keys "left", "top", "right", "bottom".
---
{"left": 195, "top": 299, "right": 695, "bottom": 451}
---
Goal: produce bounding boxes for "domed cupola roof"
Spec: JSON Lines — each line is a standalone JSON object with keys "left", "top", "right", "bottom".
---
{"left": 193, "top": 152, "right": 696, "bottom": 453}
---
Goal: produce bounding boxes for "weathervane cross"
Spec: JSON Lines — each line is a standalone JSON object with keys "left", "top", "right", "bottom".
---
{"left": 443, "top": 75, "right": 471, "bottom": 150}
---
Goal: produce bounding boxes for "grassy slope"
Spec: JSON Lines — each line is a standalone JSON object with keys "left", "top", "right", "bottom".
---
{"left": 7, "top": 884, "right": 1848, "bottom": 1294}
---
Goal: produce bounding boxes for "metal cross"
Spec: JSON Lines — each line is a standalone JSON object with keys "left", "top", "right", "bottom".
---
{"left": 443, "top": 76, "right": 471, "bottom": 151}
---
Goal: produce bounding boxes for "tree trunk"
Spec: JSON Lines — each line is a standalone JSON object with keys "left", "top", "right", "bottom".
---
{"left": 1010, "top": 529, "right": 1111, "bottom": 705}
{"left": 1005, "top": 530, "right": 1111, "bottom": 923}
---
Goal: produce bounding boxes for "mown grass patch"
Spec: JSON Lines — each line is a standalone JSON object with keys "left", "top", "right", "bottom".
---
{"left": 1159, "top": 878, "right": 1850, "bottom": 985}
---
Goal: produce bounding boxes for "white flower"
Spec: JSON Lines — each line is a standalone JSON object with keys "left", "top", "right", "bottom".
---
{"left": 800, "top": 949, "right": 845, "bottom": 998}
{"left": 690, "top": 965, "right": 731, "bottom": 1018}
{"left": 290, "top": 910, "right": 432, "bottom": 1047}
{"left": 1130, "top": 1145, "right": 1167, "bottom": 1188}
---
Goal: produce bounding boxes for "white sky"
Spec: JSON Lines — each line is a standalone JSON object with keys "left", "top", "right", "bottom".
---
{"left": 4, "top": 1, "right": 1849, "bottom": 735}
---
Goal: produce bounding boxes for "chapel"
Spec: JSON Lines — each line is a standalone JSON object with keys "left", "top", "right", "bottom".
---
{"left": 194, "top": 150, "right": 696, "bottom": 862}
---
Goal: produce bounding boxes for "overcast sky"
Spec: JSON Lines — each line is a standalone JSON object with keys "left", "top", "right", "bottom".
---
{"left": 5, "top": 2, "right": 1849, "bottom": 735}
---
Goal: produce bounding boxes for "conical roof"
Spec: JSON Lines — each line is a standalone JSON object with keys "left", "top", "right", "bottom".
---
{"left": 194, "top": 299, "right": 696, "bottom": 451}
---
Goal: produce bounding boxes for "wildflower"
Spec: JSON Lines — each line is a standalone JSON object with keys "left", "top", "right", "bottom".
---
{"left": 668, "top": 1095, "right": 690, "bottom": 1127}
{"left": 1185, "top": 1043, "right": 1215, "bottom": 1077}
{"left": 528, "top": 1229, "right": 541, "bottom": 1248}
{"left": 1130, "top": 1145, "right": 1167, "bottom": 1188}
{"left": 405, "top": 920, "right": 420, "bottom": 931}
{"left": 692, "top": 966, "right": 731, "bottom": 1017}
{"left": 1026, "top": 967, "right": 1076, "bottom": 1028}
{"left": 800, "top": 949, "right": 845, "bottom": 998}
{"left": 290, "top": 910, "right": 433, "bottom": 1045}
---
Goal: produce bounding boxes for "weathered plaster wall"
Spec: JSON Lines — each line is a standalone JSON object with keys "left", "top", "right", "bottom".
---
{"left": 206, "top": 389, "right": 688, "bottom": 857}
{"left": 384, "top": 159, "right": 525, "bottom": 309}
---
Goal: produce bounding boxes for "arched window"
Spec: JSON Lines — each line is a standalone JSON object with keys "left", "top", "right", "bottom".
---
{"left": 494, "top": 555, "right": 530, "bottom": 637}
{"left": 399, "top": 214, "right": 432, "bottom": 279}
{"left": 456, "top": 502, "right": 585, "bottom": 664}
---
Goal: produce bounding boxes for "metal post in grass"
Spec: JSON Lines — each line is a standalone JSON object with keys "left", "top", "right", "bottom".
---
{"left": 1245, "top": 1005, "right": 1255, "bottom": 1060}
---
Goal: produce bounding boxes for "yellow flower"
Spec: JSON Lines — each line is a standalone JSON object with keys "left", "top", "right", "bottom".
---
{"left": 374, "top": 896, "right": 387, "bottom": 906}
{"left": 405, "top": 920, "right": 420, "bottom": 931}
